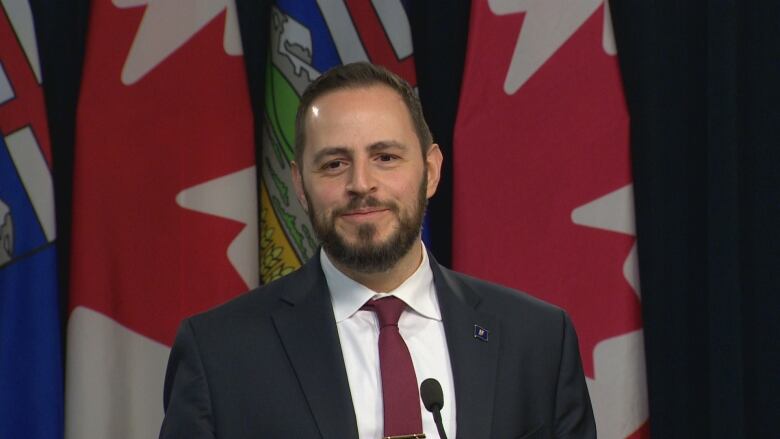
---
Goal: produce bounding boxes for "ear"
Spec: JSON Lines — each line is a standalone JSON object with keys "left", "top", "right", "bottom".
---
{"left": 290, "top": 161, "right": 308, "bottom": 212}
{"left": 424, "top": 143, "right": 444, "bottom": 199}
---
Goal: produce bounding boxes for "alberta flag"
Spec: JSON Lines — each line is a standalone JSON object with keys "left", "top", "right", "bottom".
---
{"left": 0, "top": 1, "right": 63, "bottom": 438}
{"left": 260, "top": 0, "right": 417, "bottom": 283}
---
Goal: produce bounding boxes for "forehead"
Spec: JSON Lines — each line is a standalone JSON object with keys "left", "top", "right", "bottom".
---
{"left": 311, "top": 81, "right": 404, "bottom": 105}
{"left": 302, "top": 85, "right": 416, "bottom": 150}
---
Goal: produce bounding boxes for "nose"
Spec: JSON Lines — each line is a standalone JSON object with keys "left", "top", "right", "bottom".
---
{"left": 345, "top": 159, "right": 377, "bottom": 196}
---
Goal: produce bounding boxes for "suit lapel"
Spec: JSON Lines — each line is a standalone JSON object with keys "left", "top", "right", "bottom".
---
{"left": 431, "top": 259, "right": 500, "bottom": 439}
{"left": 272, "top": 255, "right": 359, "bottom": 439}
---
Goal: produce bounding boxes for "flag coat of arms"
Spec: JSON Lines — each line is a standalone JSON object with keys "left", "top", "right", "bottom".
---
{"left": 260, "top": 0, "right": 417, "bottom": 283}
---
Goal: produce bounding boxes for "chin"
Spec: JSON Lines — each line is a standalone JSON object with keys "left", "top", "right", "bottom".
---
{"left": 342, "top": 235, "right": 392, "bottom": 250}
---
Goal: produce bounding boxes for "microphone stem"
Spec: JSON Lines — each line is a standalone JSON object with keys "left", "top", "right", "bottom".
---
{"left": 432, "top": 409, "right": 448, "bottom": 439}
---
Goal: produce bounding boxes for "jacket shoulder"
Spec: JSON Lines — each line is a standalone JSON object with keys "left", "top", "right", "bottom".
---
{"left": 186, "top": 262, "right": 318, "bottom": 332}
{"left": 440, "top": 266, "right": 567, "bottom": 326}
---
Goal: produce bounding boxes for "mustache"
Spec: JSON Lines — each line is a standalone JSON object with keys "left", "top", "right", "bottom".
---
{"left": 332, "top": 196, "right": 399, "bottom": 216}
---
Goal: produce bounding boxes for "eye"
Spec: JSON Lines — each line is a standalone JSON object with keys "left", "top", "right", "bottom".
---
{"left": 321, "top": 160, "right": 347, "bottom": 172}
{"left": 377, "top": 153, "right": 398, "bottom": 162}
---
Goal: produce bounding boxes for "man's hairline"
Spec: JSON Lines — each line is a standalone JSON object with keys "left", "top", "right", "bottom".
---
{"left": 295, "top": 83, "right": 431, "bottom": 170}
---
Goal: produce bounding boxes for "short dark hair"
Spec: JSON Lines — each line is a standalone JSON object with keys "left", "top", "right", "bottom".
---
{"left": 294, "top": 62, "right": 433, "bottom": 166}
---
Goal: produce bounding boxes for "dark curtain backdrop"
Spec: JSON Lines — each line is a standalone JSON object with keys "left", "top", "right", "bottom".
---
{"left": 29, "top": 0, "right": 89, "bottom": 333}
{"left": 28, "top": 0, "right": 779, "bottom": 437}
{"left": 612, "top": 0, "right": 780, "bottom": 437}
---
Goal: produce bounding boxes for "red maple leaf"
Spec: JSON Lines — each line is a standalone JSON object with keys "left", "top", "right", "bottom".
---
{"left": 453, "top": 1, "right": 642, "bottom": 378}
{"left": 69, "top": 4, "right": 254, "bottom": 346}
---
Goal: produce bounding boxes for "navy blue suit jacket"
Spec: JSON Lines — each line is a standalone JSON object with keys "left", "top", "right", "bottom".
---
{"left": 160, "top": 252, "right": 596, "bottom": 438}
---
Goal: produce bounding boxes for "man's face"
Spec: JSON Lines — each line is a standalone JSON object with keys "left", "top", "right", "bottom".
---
{"left": 292, "top": 84, "right": 442, "bottom": 273}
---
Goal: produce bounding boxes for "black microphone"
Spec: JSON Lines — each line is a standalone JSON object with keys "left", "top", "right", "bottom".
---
{"left": 420, "top": 378, "right": 448, "bottom": 439}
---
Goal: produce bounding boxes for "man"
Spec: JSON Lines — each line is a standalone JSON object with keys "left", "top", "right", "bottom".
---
{"left": 160, "top": 63, "right": 596, "bottom": 439}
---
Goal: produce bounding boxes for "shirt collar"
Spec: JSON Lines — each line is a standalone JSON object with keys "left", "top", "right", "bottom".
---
{"left": 321, "top": 244, "right": 440, "bottom": 323}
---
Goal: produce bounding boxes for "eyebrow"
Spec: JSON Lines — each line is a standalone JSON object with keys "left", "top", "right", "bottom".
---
{"left": 367, "top": 140, "right": 408, "bottom": 153}
{"left": 312, "top": 146, "right": 351, "bottom": 165}
{"left": 310, "top": 141, "right": 409, "bottom": 164}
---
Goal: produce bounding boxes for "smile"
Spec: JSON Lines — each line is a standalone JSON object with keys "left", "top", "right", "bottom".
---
{"left": 340, "top": 208, "right": 390, "bottom": 222}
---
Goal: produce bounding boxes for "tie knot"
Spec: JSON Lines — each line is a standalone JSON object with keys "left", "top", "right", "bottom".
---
{"left": 363, "top": 296, "right": 407, "bottom": 328}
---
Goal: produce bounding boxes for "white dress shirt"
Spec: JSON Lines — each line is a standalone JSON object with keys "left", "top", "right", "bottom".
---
{"left": 321, "top": 246, "right": 456, "bottom": 439}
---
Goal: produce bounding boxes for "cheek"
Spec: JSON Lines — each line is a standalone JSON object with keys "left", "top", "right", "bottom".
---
{"left": 388, "top": 173, "right": 425, "bottom": 201}
{"left": 305, "top": 184, "right": 341, "bottom": 212}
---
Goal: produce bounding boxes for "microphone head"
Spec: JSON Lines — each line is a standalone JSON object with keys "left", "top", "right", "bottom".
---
{"left": 420, "top": 378, "right": 444, "bottom": 412}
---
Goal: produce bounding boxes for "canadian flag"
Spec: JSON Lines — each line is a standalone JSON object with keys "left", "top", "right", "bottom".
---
{"left": 66, "top": 1, "right": 257, "bottom": 437}
{"left": 453, "top": 1, "right": 648, "bottom": 437}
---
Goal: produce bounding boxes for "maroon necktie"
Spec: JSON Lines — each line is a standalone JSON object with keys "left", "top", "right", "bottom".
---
{"left": 363, "top": 296, "right": 424, "bottom": 438}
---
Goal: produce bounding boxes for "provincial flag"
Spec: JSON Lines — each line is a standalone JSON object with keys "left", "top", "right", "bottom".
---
{"left": 66, "top": 1, "right": 257, "bottom": 437}
{"left": 0, "top": 1, "right": 63, "bottom": 438}
{"left": 452, "top": 1, "right": 648, "bottom": 437}
{"left": 261, "top": 0, "right": 417, "bottom": 283}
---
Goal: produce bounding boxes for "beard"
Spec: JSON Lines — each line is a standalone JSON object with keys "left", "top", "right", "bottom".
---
{"left": 304, "top": 171, "right": 428, "bottom": 274}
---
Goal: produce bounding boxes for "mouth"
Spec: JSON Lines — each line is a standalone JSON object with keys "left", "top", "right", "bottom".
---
{"left": 340, "top": 208, "right": 390, "bottom": 221}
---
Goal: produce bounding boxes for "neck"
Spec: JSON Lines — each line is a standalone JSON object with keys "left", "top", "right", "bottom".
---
{"left": 327, "top": 240, "right": 424, "bottom": 292}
